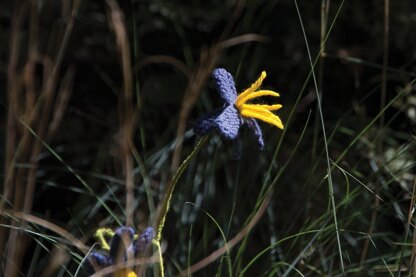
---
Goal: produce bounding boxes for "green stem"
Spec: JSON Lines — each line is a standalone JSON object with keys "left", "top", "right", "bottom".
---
{"left": 154, "top": 135, "right": 208, "bottom": 274}
{"left": 153, "top": 239, "right": 165, "bottom": 277}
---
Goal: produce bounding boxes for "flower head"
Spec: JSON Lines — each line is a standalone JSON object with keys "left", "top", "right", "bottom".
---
{"left": 85, "top": 226, "right": 155, "bottom": 276}
{"left": 193, "top": 68, "right": 283, "bottom": 150}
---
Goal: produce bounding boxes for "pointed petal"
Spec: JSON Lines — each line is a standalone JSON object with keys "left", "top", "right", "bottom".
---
{"left": 212, "top": 68, "right": 237, "bottom": 104}
{"left": 109, "top": 227, "right": 135, "bottom": 263}
{"left": 194, "top": 106, "right": 242, "bottom": 140}
{"left": 193, "top": 109, "right": 223, "bottom": 136}
{"left": 130, "top": 227, "right": 155, "bottom": 255}
{"left": 85, "top": 252, "right": 110, "bottom": 274}
{"left": 90, "top": 252, "right": 110, "bottom": 266}
{"left": 213, "top": 105, "right": 242, "bottom": 140}
{"left": 246, "top": 119, "right": 264, "bottom": 150}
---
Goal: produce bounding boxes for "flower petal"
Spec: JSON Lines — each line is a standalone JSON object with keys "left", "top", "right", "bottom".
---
{"left": 213, "top": 105, "right": 242, "bottom": 140}
{"left": 193, "top": 109, "right": 223, "bottom": 136}
{"left": 193, "top": 105, "right": 242, "bottom": 140}
{"left": 109, "top": 227, "right": 135, "bottom": 263}
{"left": 130, "top": 226, "right": 155, "bottom": 255}
{"left": 246, "top": 119, "right": 265, "bottom": 150}
{"left": 212, "top": 68, "right": 237, "bottom": 105}
{"left": 85, "top": 252, "right": 110, "bottom": 274}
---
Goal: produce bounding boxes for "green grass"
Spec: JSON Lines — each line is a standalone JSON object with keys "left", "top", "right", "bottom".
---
{"left": 1, "top": 0, "right": 416, "bottom": 276}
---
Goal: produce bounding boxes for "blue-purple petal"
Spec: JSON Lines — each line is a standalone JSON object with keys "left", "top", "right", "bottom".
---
{"left": 130, "top": 226, "right": 155, "bottom": 255}
{"left": 90, "top": 252, "right": 110, "bottom": 266}
{"left": 193, "top": 109, "right": 224, "bottom": 136}
{"left": 215, "top": 105, "right": 242, "bottom": 139}
{"left": 212, "top": 68, "right": 237, "bottom": 105}
{"left": 85, "top": 252, "right": 110, "bottom": 274}
{"left": 109, "top": 227, "right": 135, "bottom": 262}
{"left": 194, "top": 68, "right": 269, "bottom": 153}
{"left": 194, "top": 105, "right": 242, "bottom": 140}
{"left": 246, "top": 119, "right": 265, "bottom": 150}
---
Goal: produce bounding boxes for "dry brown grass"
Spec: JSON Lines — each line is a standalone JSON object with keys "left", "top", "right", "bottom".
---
{"left": 0, "top": 1, "right": 79, "bottom": 275}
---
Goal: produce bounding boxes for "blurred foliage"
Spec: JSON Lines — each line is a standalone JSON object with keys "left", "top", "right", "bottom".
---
{"left": 1, "top": 0, "right": 416, "bottom": 276}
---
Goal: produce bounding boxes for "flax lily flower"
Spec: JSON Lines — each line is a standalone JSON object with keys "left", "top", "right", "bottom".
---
{"left": 194, "top": 68, "right": 283, "bottom": 150}
{"left": 85, "top": 226, "right": 154, "bottom": 276}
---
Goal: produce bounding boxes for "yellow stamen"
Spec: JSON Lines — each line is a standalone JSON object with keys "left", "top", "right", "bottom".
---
{"left": 240, "top": 109, "right": 284, "bottom": 129}
{"left": 236, "top": 71, "right": 267, "bottom": 104}
{"left": 127, "top": 272, "right": 138, "bottom": 277}
{"left": 234, "top": 71, "right": 284, "bottom": 129}
{"left": 114, "top": 269, "right": 137, "bottom": 277}
{"left": 242, "top": 103, "right": 282, "bottom": 111}
{"left": 236, "top": 90, "right": 280, "bottom": 107}
{"left": 250, "top": 71, "right": 267, "bottom": 90}
{"left": 94, "top": 228, "right": 115, "bottom": 251}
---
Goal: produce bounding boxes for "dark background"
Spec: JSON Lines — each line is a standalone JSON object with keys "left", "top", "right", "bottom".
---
{"left": 1, "top": 0, "right": 416, "bottom": 276}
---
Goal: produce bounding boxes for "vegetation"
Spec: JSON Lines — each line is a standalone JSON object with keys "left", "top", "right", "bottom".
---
{"left": 1, "top": 0, "right": 415, "bottom": 276}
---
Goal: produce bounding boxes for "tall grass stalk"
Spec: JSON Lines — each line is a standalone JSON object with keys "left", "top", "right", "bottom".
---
{"left": 154, "top": 136, "right": 208, "bottom": 276}
{"left": 1, "top": 1, "right": 80, "bottom": 274}
{"left": 361, "top": 0, "right": 391, "bottom": 270}
{"left": 293, "top": 0, "right": 345, "bottom": 274}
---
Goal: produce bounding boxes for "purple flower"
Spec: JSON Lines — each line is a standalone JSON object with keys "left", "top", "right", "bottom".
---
{"left": 85, "top": 226, "right": 155, "bottom": 275}
{"left": 193, "top": 68, "right": 284, "bottom": 151}
{"left": 128, "top": 227, "right": 155, "bottom": 255}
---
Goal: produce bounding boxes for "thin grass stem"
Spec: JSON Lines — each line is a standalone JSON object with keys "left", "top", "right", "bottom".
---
{"left": 154, "top": 136, "right": 208, "bottom": 276}
{"left": 293, "top": 0, "right": 345, "bottom": 274}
